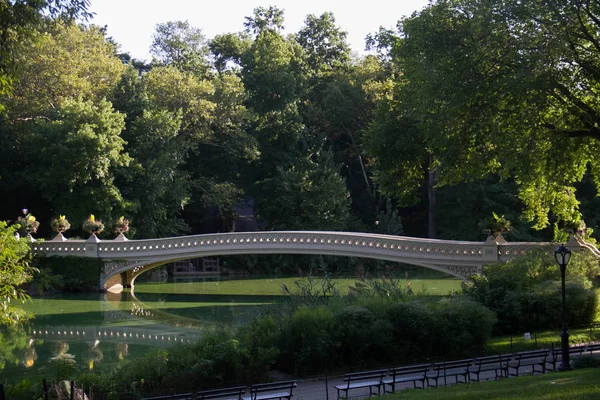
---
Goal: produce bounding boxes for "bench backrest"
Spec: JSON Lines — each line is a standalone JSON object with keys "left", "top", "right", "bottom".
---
{"left": 343, "top": 369, "right": 387, "bottom": 383}
{"left": 585, "top": 343, "right": 600, "bottom": 353}
{"left": 432, "top": 359, "right": 472, "bottom": 372}
{"left": 250, "top": 380, "right": 297, "bottom": 396}
{"left": 196, "top": 386, "right": 246, "bottom": 400}
{"left": 141, "top": 393, "right": 193, "bottom": 400}
{"left": 515, "top": 350, "right": 548, "bottom": 361}
{"left": 390, "top": 364, "right": 430, "bottom": 376}
{"left": 474, "top": 355, "right": 501, "bottom": 364}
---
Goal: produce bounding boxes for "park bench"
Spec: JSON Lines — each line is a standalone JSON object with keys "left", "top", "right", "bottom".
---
{"left": 381, "top": 363, "right": 430, "bottom": 393}
{"left": 584, "top": 343, "right": 600, "bottom": 354}
{"left": 507, "top": 349, "right": 548, "bottom": 377}
{"left": 426, "top": 359, "right": 472, "bottom": 387}
{"left": 246, "top": 380, "right": 297, "bottom": 400}
{"left": 468, "top": 355, "right": 511, "bottom": 382}
{"left": 547, "top": 345, "right": 587, "bottom": 371}
{"left": 141, "top": 392, "right": 194, "bottom": 400}
{"left": 334, "top": 369, "right": 387, "bottom": 400}
{"left": 196, "top": 386, "right": 247, "bottom": 400}
{"left": 141, "top": 385, "right": 247, "bottom": 400}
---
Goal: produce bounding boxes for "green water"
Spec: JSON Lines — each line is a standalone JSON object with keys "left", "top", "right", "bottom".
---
{"left": 0, "top": 272, "right": 461, "bottom": 384}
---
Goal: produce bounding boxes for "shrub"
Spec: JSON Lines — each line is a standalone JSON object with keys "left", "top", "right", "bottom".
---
{"left": 332, "top": 305, "right": 394, "bottom": 367}
{"left": 31, "top": 256, "right": 102, "bottom": 292}
{"left": 573, "top": 355, "right": 600, "bottom": 369}
{"left": 278, "top": 306, "right": 338, "bottom": 375}
{"left": 238, "top": 315, "right": 280, "bottom": 381}
{"left": 463, "top": 251, "right": 599, "bottom": 334}
{"left": 386, "top": 301, "right": 439, "bottom": 360}
{"left": 430, "top": 297, "right": 496, "bottom": 357}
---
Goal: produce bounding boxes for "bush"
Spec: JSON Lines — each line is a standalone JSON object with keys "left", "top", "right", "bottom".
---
{"left": 430, "top": 297, "right": 496, "bottom": 357}
{"left": 463, "top": 252, "right": 599, "bottom": 334}
{"left": 32, "top": 256, "right": 102, "bottom": 292}
{"left": 278, "top": 306, "right": 338, "bottom": 375}
{"left": 386, "top": 301, "right": 440, "bottom": 360}
{"left": 385, "top": 298, "right": 495, "bottom": 361}
{"left": 332, "top": 305, "right": 394, "bottom": 367}
{"left": 573, "top": 355, "right": 600, "bottom": 369}
{"left": 238, "top": 315, "right": 280, "bottom": 382}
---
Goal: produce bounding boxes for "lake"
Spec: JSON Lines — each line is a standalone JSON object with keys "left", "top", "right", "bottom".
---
{"left": 0, "top": 272, "right": 462, "bottom": 384}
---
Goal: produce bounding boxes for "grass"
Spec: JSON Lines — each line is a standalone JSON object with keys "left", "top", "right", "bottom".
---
{"left": 390, "top": 368, "right": 600, "bottom": 399}
{"left": 485, "top": 326, "right": 600, "bottom": 355}
{"left": 134, "top": 275, "right": 462, "bottom": 296}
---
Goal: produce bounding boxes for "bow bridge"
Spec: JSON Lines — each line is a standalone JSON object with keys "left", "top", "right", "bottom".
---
{"left": 32, "top": 231, "right": 596, "bottom": 291}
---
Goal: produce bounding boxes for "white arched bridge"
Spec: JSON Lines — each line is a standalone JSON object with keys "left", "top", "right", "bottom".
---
{"left": 31, "top": 231, "right": 598, "bottom": 291}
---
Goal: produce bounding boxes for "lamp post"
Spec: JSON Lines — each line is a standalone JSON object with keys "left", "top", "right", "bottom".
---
{"left": 554, "top": 244, "right": 572, "bottom": 371}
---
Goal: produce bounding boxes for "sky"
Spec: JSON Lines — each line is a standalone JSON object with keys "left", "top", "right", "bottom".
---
{"left": 88, "top": 0, "right": 431, "bottom": 61}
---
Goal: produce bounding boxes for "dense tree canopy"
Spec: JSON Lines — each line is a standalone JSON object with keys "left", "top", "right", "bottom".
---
{"left": 1, "top": 1, "right": 599, "bottom": 247}
{"left": 366, "top": 0, "right": 600, "bottom": 233}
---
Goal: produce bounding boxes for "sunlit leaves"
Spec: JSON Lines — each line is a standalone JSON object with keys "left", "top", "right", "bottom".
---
{"left": 0, "top": 221, "right": 35, "bottom": 326}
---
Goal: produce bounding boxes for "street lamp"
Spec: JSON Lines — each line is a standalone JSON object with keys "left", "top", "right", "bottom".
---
{"left": 554, "top": 244, "right": 572, "bottom": 371}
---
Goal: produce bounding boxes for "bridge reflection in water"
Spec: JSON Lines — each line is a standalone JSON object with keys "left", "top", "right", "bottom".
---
{"left": 31, "top": 325, "right": 199, "bottom": 347}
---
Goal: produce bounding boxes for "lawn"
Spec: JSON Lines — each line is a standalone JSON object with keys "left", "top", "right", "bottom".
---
{"left": 133, "top": 275, "right": 462, "bottom": 296}
{"left": 390, "top": 368, "right": 600, "bottom": 399}
{"left": 485, "top": 326, "right": 600, "bottom": 355}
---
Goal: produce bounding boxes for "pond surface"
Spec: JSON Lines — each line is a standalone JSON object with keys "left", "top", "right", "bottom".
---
{"left": 0, "top": 272, "right": 461, "bottom": 384}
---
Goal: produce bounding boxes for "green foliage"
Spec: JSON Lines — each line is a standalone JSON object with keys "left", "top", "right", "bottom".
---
{"left": 573, "top": 355, "right": 600, "bottom": 369}
{"left": 348, "top": 274, "right": 417, "bottom": 302}
{"left": 3, "top": 379, "right": 41, "bottom": 400}
{"left": 150, "top": 20, "right": 209, "bottom": 75}
{"left": 0, "top": 1, "right": 92, "bottom": 112}
{"left": 332, "top": 305, "right": 394, "bottom": 367}
{"left": 32, "top": 268, "right": 65, "bottom": 295}
{"left": 254, "top": 155, "right": 350, "bottom": 230}
{"left": 32, "top": 256, "right": 103, "bottom": 292}
{"left": 0, "top": 221, "right": 36, "bottom": 326}
{"left": 375, "top": 198, "right": 403, "bottom": 235}
{"left": 463, "top": 252, "right": 599, "bottom": 334}
{"left": 90, "top": 329, "right": 275, "bottom": 399}
{"left": 22, "top": 97, "right": 130, "bottom": 226}
{"left": 280, "top": 271, "right": 342, "bottom": 308}
{"left": 365, "top": 0, "right": 600, "bottom": 231}
{"left": 480, "top": 212, "right": 512, "bottom": 237}
{"left": 278, "top": 306, "right": 337, "bottom": 374}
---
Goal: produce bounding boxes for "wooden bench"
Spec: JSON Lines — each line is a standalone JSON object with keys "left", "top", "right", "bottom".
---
{"left": 141, "top": 392, "right": 194, "bottom": 400}
{"left": 334, "top": 369, "right": 387, "bottom": 400}
{"left": 142, "top": 385, "right": 247, "bottom": 400}
{"left": 196, "top": 386, "right": 247, "bottom": 400}
{"left": 584, "top": 343, "right": 600, "bottom": 354}
{"left": 507, "top": 349, "right": 548, "bottom": 377}
{"left": 426, "top": 359, "right": 472, "bottom": 387}
{"left": 547, "top": 345, "right": 587, "bottom": 371}
{"left": 381, "top": 363, "right": 430, "bottom": 393}
{"left": 246, "top": 380, "right": 296, "bottom": 400}
{"left": 468, "top": 355, "right": 510, "bottom": 382}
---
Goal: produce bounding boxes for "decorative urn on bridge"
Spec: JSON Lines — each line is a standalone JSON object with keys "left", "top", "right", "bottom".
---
{"left": 17, "top": 209, "right": 40, "bottom": 242}
{"left": 83, "top": 214, "right": 104, "bottom": 240}
{"left": 481, "top": 212, "right": 511, "bottom": 244}
{"left": 114, "top": 216, "right": 130, "bottom": 241}
{"left": 50, "top": 215, "right": 71, "bottom": 241}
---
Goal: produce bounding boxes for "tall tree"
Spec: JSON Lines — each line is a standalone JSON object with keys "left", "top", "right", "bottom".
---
{"left": 0, "top": 0, "right": 92, "bottom": 112}
{"left": 366, "top": 0, "right": 600, "bottom": 232}
{"left": 150, "top": 20, "right": 209, "bottom": 75}
{"left": 23, "top": 97, "right": 130, "bottom": 226}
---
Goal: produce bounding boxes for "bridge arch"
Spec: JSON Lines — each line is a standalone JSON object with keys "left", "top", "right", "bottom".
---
{"left": 32, "top": 231, "right": 590, "bottom": 291}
